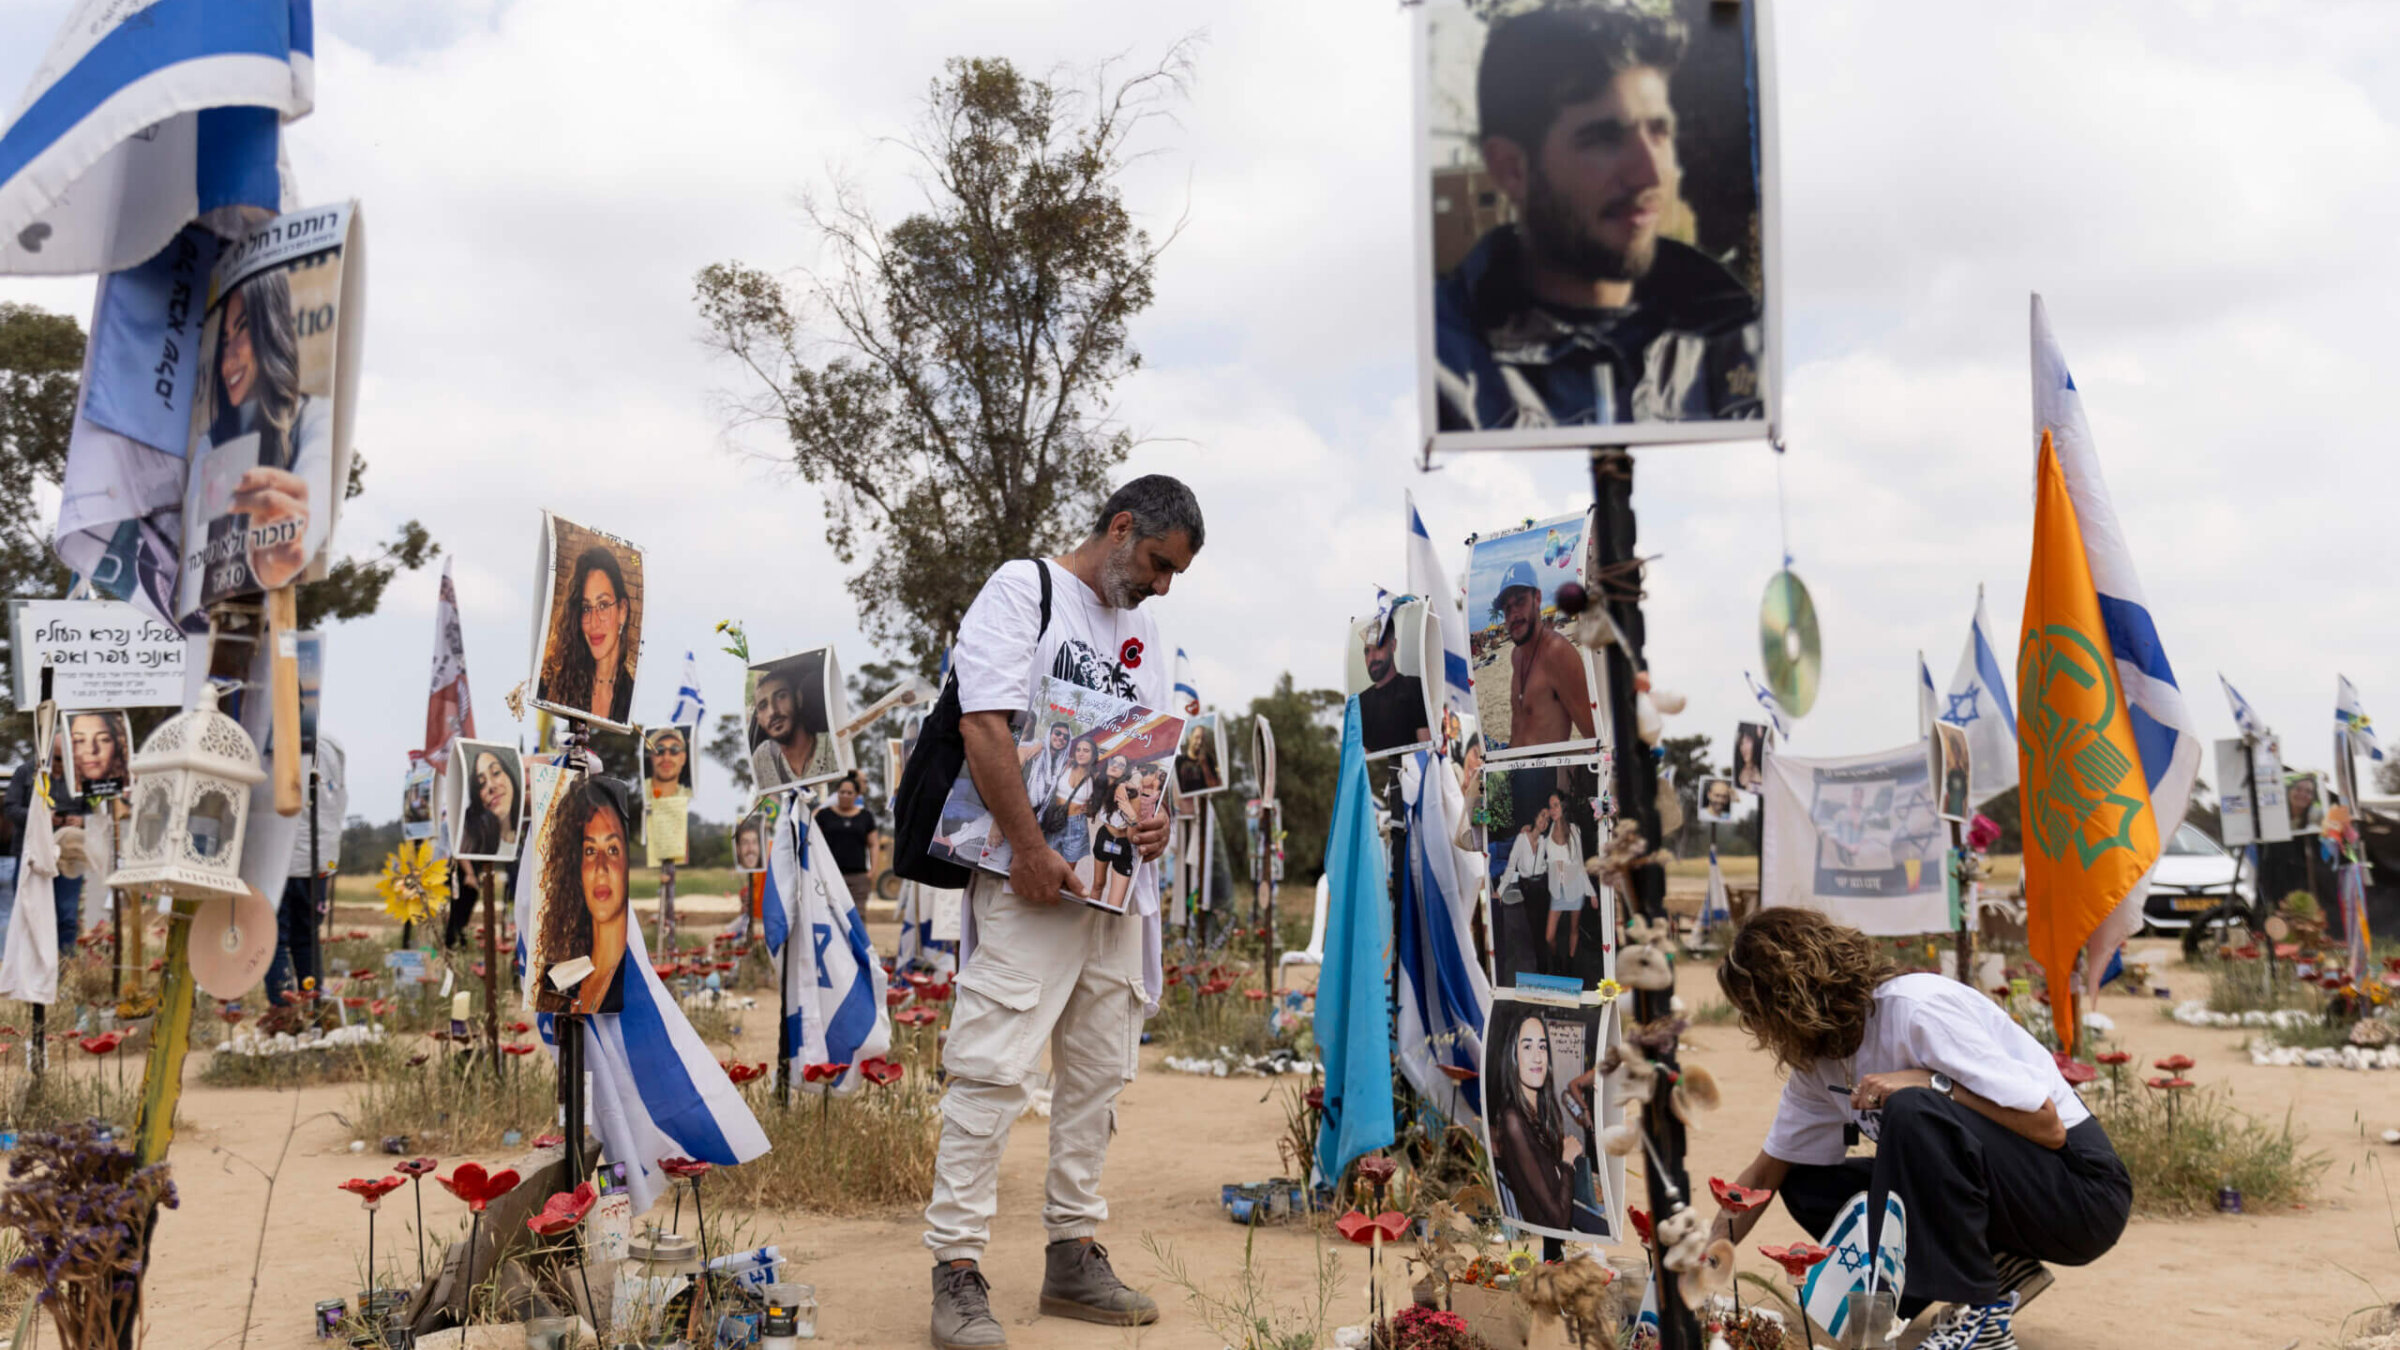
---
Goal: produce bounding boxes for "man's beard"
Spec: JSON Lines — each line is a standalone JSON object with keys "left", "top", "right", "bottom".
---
{"left": 1523, "top": 167, "right": 1655, "bottom": 286}
{"left": 1097, "top": 541, "right": 1148, "bottom": 608}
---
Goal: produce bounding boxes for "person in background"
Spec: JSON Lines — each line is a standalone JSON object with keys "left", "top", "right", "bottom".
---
{"left": 2, "top": 735, "right": 81, "bottom": 957}
{"left": 815, "top": 772, "right": 882, "bottom": 906}
{"left": 268, "top": 735, "right": 346, "bottom": 1005}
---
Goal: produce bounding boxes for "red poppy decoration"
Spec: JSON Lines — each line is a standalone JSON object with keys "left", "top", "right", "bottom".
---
{"left": 886, "top": 987, "right": 910, "bottom": 1007}
{"left": 504, "top": 1042, "right": 537, "bottom": 1057}
{"left": 510, "top": 1021, "right": 532, "bottom": 1034}
{"left": 2154, "top": 1054, "right": 2195, "bottom": 1073}
{"left": 525, "top": 1182, "right": 598, "bottom": 1237}
{"left": 371, "top": 1000, "right": 391, "bottom": 1018}
{"left": 921, "top": 981, "right": 954, "bottom": 1002}
{"left": 723, "top": 1061, "right": 768, "bottom": 1086}
{"left": 1436, "top": 1064, "right": 1478, "bottom": 1083}
{"left": 906, "top": 972, "right": 935, "bottom": 991}
{"left": 801, "top": 1062, "right": 850, "bottom": 1085}
{"left": 396, "top": 1157, "right": 438, "bottom": 1178}
{"left": 78, "top": 1032, "right": 125, "bottom": 1055}
{"left": 1708, "top": 1178, "right": 1773, "bottom": 1213}
{"left": 219, "top": 1009, "right": 243, "bottom": 1025}
{"left": 896, "top": 1006, "right": 939, "bottom": 1027}
{"left": 1757, "top": 1242, "right": 1834, "bottom": 1281}
{"left": 533, "top": 1132, "right": 564, "bottom": 1150}
{"left": 2055, "top": 1058, "right": 2097, "bottom": 1087}
{"left": 1630, "top": 1208, "right": 1653, "bottom": 1245}
{"left": 859, "top": 1057, "right": 906, "bottom": 1087}
{"left": 1243, "top": 988, "right": 1268, "bottom": 1002}
{"left": 351, "top": 968, "right": 375, "bottom": 980}
{"left": 338, "top": 1176, "right": 405, "bottom": 1208}
{"left": 342, "top": 997, "right": 368, "bottom": 1010}
{"left": 2147, "top": 1076, "right": 2195, "bottom": 1091}
{"left": 2095, "top": 1050, "right": 2132, "bottom": 1065}
{"left": 659, "top": 1156, "right": 713, "bottom": 1181}
{"left": 1333, "top": 1210, "right": 1411, "bottom": 1245}
{"left": 438, "top": 1163, "right": 522, "bottom": 1214}
{"left": 1355, "top": 1155, "right": 1397, "bottom": 1192}
{"left": 407, "top": 1052, "right": 431, "bottom": 1067}
{"left": 1305, "top": 1086, "right": 1325, "bottom": 1113}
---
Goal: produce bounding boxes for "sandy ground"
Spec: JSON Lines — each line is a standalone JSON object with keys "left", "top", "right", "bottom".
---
{"left": 114, "top": 923, "right": 2400, "bottom": 1350}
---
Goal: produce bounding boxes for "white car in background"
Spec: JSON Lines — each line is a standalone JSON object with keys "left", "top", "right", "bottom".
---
{"left": 2140, "top": 823, "right": 2255, "bottom": 932}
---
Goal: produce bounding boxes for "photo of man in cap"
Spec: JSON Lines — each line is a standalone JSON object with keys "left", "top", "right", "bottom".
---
{"left": 1496, "top": 559, "right": 1593, "bottom": 751}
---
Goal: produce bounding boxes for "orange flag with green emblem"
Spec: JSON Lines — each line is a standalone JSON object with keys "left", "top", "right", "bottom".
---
{"left": 2017, "top": 431, "right": 2161, "bottom": 1052}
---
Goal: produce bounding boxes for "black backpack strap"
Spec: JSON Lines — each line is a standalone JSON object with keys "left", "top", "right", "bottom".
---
{"left": 1033, "top": 557, "right": 1053, "bottom": 637}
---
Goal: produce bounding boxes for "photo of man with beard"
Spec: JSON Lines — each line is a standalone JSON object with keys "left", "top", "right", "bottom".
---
{"left": 1351, "top": 606, "right": 1433, "bottom": 757}
{"left": 1427, "top": 0, "right": 1766, "bottom": 440}
{"left": 748, "top": 648, "right": 845, "bottom": 792}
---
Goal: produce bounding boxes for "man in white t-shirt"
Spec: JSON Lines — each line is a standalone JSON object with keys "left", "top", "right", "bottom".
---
{"left": 925, "top": 475, "right": 1203, "bottom": 1350}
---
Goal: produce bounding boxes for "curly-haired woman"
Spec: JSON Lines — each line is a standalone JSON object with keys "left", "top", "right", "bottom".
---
{"left": 534, "top": 777, "right": 634, "bottom": 1014}
{"left": 1707, "top": 908, "right": 2129, "bottom": 1350}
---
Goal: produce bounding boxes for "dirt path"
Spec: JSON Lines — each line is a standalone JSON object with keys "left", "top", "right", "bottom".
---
{"left": 128, "top": 938, "right": 2399, "bottom": 1349}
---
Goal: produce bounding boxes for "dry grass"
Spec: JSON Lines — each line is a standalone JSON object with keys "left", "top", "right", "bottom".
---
{"left": 197, "top": 1038, "right": 399, "bottom": 1088}
{"left": 344, "top": 1049, "right": 560, "bottom": 1154}
{"left": 712, "top": 1027, "right": 941, "bottom": 1216}
{"left": 2092, "top": 1077, "right": 2325, "bottom": 1216}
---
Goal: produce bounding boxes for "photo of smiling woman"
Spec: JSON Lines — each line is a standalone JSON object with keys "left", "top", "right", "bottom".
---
{"left": 447, "top": 740, "right": 525, "bottom": 863}
{"left": 61, "top": 709, "right": 133, "bottom": 799}
{"left": 1483, "top": 1000, "right": 1611, "bottom": 1239}
{"left": 532, "top": 514, "right": 645, "bottom": 731}
{"left": 531, "top": 776, "right": 635, "bottom": 1015}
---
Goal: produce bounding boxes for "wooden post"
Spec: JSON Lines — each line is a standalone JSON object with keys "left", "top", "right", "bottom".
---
{"left": 480, "top": 861, "right": 502, "bottom": 1084}
{"left": 133, "top": 899, "right": 200, "bottom": 1164}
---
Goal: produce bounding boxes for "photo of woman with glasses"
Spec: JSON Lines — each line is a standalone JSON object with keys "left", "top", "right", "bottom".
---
{"left": 533, "top": 515, "right": 644, "bottom": 729}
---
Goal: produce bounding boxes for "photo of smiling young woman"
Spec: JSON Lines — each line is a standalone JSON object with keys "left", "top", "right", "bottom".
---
{"left": 60, "top": 709, "right": 133, "bottom": 799}
{"left": 448, "top": 739, "right": 526, "bottom": 863}
{"left": 531, "top": 514, "right": 645, "bottom": 731}
{"left": 1482, "top": 999, "right": 1616, "bottom": 1241}
{"left": 531, "top": 776, "right": 635, "bottom": 1015}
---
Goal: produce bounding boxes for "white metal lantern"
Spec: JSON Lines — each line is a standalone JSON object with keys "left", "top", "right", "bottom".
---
{"left": 106, "top": 686, "right": 265, "bottom": 899}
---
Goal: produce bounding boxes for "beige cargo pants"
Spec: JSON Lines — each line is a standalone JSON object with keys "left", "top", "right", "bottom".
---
{"left": 922, "top": 878, "right": 1146, "bottom": 1261}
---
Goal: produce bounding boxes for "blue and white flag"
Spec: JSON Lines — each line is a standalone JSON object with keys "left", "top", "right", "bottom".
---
{"left": 1700, "top": 844, "right": 1731, "bottom": 929}
{"left": 769, "top": 807, "right": 891, "bottom": 1094}
{"left": 1744, "top": 670, "right": 1791, "bottom": 741}
{"left": 1396, "top": 749, "right": 1490, "bottom": 1129}
{"left": 2337, "top": 675, "right": 2382, "bottom": 763}
{"left": 2220, "top": 675, "right": 2271, "bottom": 746}
{"left": 2031, "top": 295, "right": 2201, "bottom": 989}
{"left": 1407, "top": 492, "right": 1475, "bottom": 725}
{"left": 1172, "top": 647, "right": 1200, "bottom": 718}
{"left": 1916, "top": 652, "right": 1939, "bottom": 739}
{"left": 669, "top": 651, "right": 705, "bottom": 729}
{"left": 1940, "top": 589, "right": 2021, "bottom": 807}
{"left": 1, "top": 0, "right": 312, "bottom": 276}
{"left": 1315, "top": 700, "right": 1396, "bottom": 1183}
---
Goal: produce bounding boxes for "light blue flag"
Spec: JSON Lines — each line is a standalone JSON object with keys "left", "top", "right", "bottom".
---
{"left": 1, "top": 0, "right": 312, "bottom": 275}
{"left": 1396, "top": 749, "right": 1489, "bottom": 1129}
{"left": 1315, "top": 699, "right": 1396, "bottom": 1183}
{"left": 670, "top": 651, "right": 705, "bottom": 729}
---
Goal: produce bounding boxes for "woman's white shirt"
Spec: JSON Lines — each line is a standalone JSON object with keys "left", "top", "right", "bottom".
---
{"left": 1762, "top": 973, "right": 2091, "bottom": 1167}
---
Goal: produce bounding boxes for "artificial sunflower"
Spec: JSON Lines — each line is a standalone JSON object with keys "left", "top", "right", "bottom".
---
{"left": 376, "top": 840, "right": 450, "bottom": 925}
{"left": 1592, "top": 977, "right": 1626, "bottom": 1003}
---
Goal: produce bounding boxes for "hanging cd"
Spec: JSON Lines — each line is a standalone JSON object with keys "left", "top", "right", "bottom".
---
{"left": 1759, "top": 569, "right": 1821, "bottom": 719}
{"left": 188, "top": 885, "right": 277, "bottom": 1000}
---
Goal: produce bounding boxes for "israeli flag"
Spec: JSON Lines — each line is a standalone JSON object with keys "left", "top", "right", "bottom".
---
{"left": 1917, "top": 652, "right": 1938, "bottom": 739}
{"left": 1406, "top": 492, "right": 1475, "bottom": 724}
{"left": 1941, "top": 590, "right": 2022, "bottom": 806}
{"left": 1744, "top": 670, "right": 1791, "bottom": 741}
{"left": 1394, "top": 749, "right": 1490, "bottom": 1128}
{"left": 2220, "top": 674, "right": 2271, "bottom": 746}
{"left": 669, "top": 651, "right": 705, "bottom": 729}
{"left": 2032, "top": 296, "right": 2200, "bottom": 979}
{"left": 769, "top": 807, "right": 892, "bottom": 1094}
{"left": 1173, "top": 647, "right": 1200, "bottom": 717}
{"left": 1, "top": 0, "right": 313, "bottom": 276}
{"left": 2337, "top": 675, "right": 2383, "bottom": 763}
{"left": 1700, "top": 845, "right": 1730, "bottom": 929}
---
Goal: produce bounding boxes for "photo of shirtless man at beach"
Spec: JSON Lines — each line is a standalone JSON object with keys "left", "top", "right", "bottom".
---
{"left": 1467, "top": 512, "right": 1598, "bottom": 756}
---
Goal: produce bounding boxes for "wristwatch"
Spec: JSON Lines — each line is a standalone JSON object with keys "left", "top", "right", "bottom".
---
{"left": 1929, "top": 1071, "right": 1956, "bottom": 1098}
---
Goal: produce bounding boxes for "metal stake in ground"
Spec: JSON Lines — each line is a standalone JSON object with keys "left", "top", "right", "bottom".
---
{"left": 480, "top": 860, "right": 502, "bottom": 1083}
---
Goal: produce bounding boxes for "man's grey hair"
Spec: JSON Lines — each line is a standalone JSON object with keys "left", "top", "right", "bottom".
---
{"left": 1091, "top": 474, "right": 1205, "bottom": 551}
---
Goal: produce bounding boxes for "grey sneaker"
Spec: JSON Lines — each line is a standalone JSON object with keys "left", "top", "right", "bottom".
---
{"left": 1038, "top": 1239, "right": 1159, "bottom": 1326}
{"left": 931, "top": 1261, "right": 1008, "bottom": 1350}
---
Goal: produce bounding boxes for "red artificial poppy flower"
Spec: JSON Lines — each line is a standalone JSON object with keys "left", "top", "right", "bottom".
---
{"left": 2055, "top": 1059, "right": 2097, "bottom": 1087}
{"left": 504, "top": 1043, "right": 537, "bottom": 1057}
{"left": 1708, "top": 1178, "right": 1773, "bottom": 1212}
{"left": 1305, "top": 1086, "right": 1325, "bottom": 1113}
{"left": 146, "top": 958, "right": 164, "bottom": 973}
{"left": 896, "top": 1006, "right": 939, "bottom": 1027}
{"left": 1244, "top": 989, "right": 1268, "bottom": 1002}
{"left": 218, "top": 1008, "right": 243, "bottom": 1025}
{"left": 526, "top": 1182, "right": 597, "bottom": 1237}
{"left": 370, "top": 1001, "right": 391, "bottom": 1018}
{"left": 659, "top": 1156, "right": 712, "bottom": 1181}
{"left": 2154, "top": 1054, "right": 2195, "bottom": 1073}
{"left": 906, "top": 972, "right": 935, "bottom": 991}
{"left": 860, "top": 1057, "right": 905, "bottom": 1087}
{"left": 2095, "top": 1050, "right": 2132, "bottom": 1065}
{"left": 351, "top": 969, "right": 376, "bottom": 981}
{"left": 1436, "top": 1064, "right": 1478, "bottom": 1083}
{"left": 1166, "top": 973, "right": 1184, "bottom": 987}
{"left": 0, "top": 1024, "right": 19, "bottom": 1036}
{"left": 2147, "top": 1076, "right": 2195, "bottom": 1091}
{"left": 886, "top": 987, "right": 910, "bottom": 1007}
{"left": 396, "top": 1157, "right": 438, "bottom": 1178}
{"left": 342, "top": 997, "right": 367, "bottom": 1010}
{"left": 438, "top": 1163, "right": 522, "bottom": 1213}
{"left": 510, "top": 1021, "right": 532, "bottom": 1034}
{"left": 1333, "top": 1210, "right": 1411, "bottom": 1245}
{"left": 339, "top": 1176, "right": 404, "bottom": 1207}
{"left": 347, "top": 930, "right": 371, "bottom": 941}
{"left": 1356, "top": 1155, "right": 1397, "bottom": 1188}
{"left": 1758, "top": 1242, "right": 1834, "bottom": 1280}
{"left": 1629, "top": 1208, "right": 1653, "bottom": 1245}
{"left": 801, "top": 1062, "right": 850, "bottom": 1085}
{"left": 921, "top": 981, "right": 954, "bottom": 1002}
{"left": 79, "top": 1032, "right": 125, "bottom": 1055}
{"left": 714, "top": 961, "right": 734, "bottom": 974}
{"left": 723, "top": 1062, "right": 768, "bottom": 1086}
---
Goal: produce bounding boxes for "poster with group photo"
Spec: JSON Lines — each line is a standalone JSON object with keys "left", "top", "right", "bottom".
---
{"left": 58, "top": 708, "right": 133, "bottom": 800}
{"left": 177, "top": 203, "right": 367, "bottom": 622}
{"left": 1757, "top": 742, "right": 1948, "bottom": 935}
{"left": 746, "top": 647, "right": 850, "bottom": 794}
{"left": 530, "top": 512, "right": 646, "bottom": 732}
{"left": 446, "top": 739, "right": 526, "bottom": 863}
{"left": 1467, "top": 512, "right": 1599, "bottom": 758}
{"left": 526, "top": 774, "right": 635, "bottom": 1015}
{"left": 1415, "top": 0, "right": 1778, "bottom": 451}
{"left": 1344, "top": 599, "right": 1442, "bottom": 759}
{"left": 1484, "top": 753, "right": 1614, "bottom": 992}
{"left": 1481, "top": 998, "right": 1623, "bottom": 1243}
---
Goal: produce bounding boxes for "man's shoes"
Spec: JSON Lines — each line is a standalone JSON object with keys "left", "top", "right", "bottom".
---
{"left": 931, "top": 1261, "right": 1008, "bottom": 1350}
{"left": 1038, "top": 1238, "right": 1160, "bottom": 1326}
{"left": 1920, "top": 1291, "right": 2018, "bottom": 1350}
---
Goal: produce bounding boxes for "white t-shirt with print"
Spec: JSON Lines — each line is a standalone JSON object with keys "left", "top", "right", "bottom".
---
{"left": 951, "top": 558, "right": 1171, "bottom": 999}
{"left": 1762, "top": 973, "right": 2091, "bottom": 1167}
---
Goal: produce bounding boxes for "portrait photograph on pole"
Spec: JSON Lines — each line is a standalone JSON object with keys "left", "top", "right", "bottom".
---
{"left": 746, "top": 647, "right": 851, "bottom": 794}
{"left": 1415, "top": 0, "right": 1779, "bottom": 451}
{"left": 529, "top": 512, "right": 647, "bottom": 731}
{"left": 1483, "top": 752, "right": 1614, "bottom": 992}
{"left": 1479, "top": 997, "right": 1622, "bottom": 1243}
{"left": 527, "top": 774, "right": 635, "bottom": 1015}
{"left": 58, "top": 708, "right": 133, "bottom": 800}
{"left": 1467, "top": 510, "right": 1600, "bottom": 758}
{"left": 445, "top": 739, "right": 527, "bottom": 863}
{"left": 1344, "top": 598, "right": 1442, "bottom": 760}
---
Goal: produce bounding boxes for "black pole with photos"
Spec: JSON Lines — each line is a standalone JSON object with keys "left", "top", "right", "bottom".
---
{"left": 1590, "top": 447, "right": 1699, "bottom": 1350}
{"left": 28, "top": 669, "right": 48, "bottom": 1093}
{"left": 479, "top": 861, "right": 502, "bottom": 1085}
{"left": 777, "top": 793, "right": 799, "bottom": 1111}
{"left": 558, "top": 1012, "right": 587, "bottom": 1183}
{"left": 1950, "top": 817, "right": 1972, "bottom": 989}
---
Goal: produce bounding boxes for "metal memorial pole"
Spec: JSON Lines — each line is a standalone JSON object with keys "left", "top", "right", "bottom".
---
{"left": 479, "top": 861, "right": 502, "bottom": 1084}
{"left": 1950, "top": 817, "right": 1973, "bottom": 988}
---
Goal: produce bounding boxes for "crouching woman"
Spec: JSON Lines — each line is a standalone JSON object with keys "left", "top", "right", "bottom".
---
{"left": 1706, "top": 908, "right": 2130, "bottom": 1350}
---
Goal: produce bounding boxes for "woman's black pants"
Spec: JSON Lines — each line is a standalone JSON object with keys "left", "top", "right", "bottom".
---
{"left": 1777, "top": 1088, "right": 2132, "bottom": 1310}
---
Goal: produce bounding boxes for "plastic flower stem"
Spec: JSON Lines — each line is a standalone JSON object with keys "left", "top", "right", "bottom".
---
{"left": 366, "top": 1205, "right": 377, "bottom": 1312}
{"left": 412, "top": 1178, "right": 427, "bottom": 1285}
{"left": 573, "top": 1227, "right": 599, "bottom": 1335}
{"left": 465, "top": 1211, "right": 482, "bottom": 1325}
{"left": 692, "top": 1175, "right": 713, "bottom": 1321}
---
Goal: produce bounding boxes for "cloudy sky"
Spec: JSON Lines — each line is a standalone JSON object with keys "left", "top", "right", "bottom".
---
{"left": 4, "top": 0, "right": 2397, "bottom": 824}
